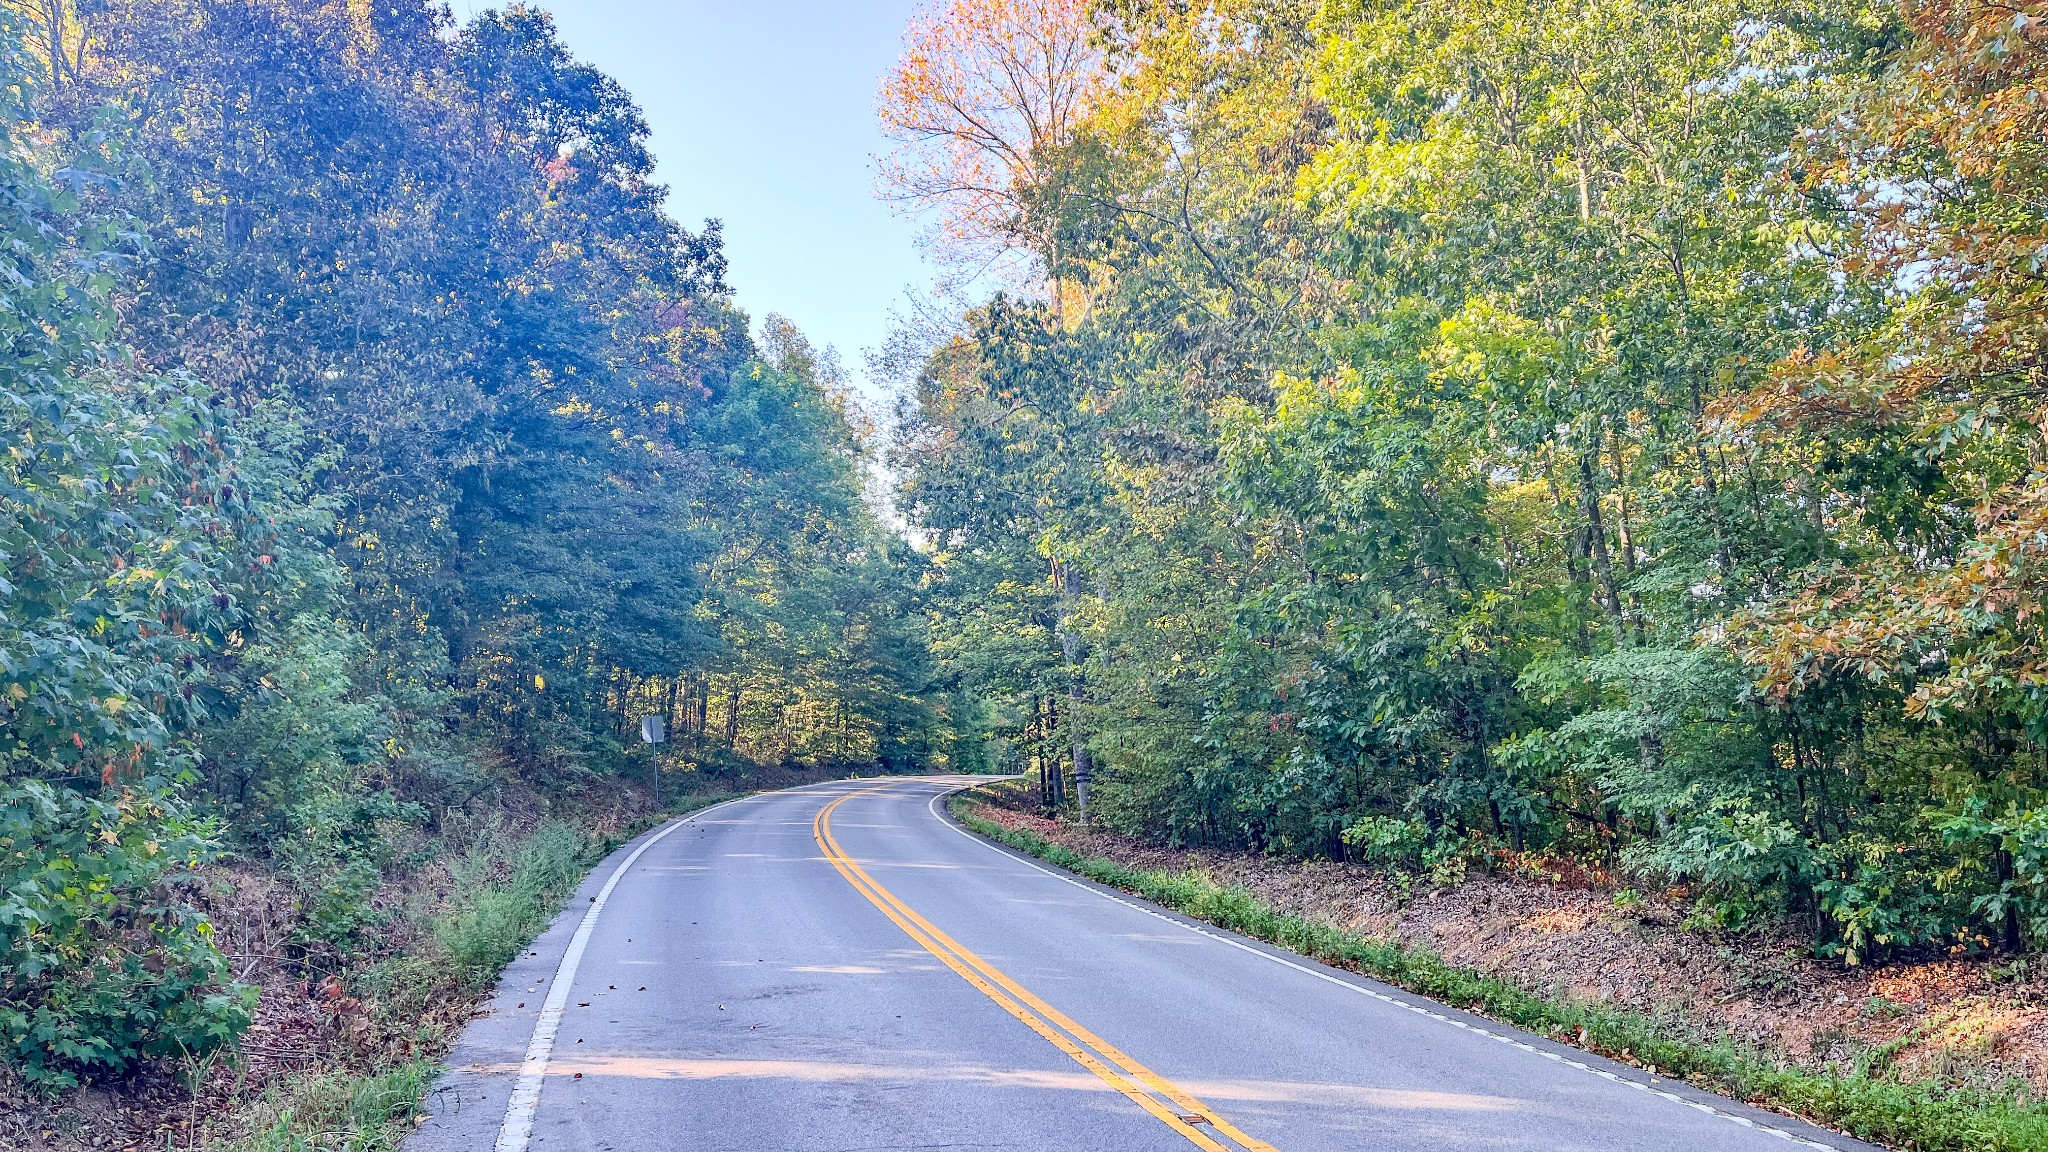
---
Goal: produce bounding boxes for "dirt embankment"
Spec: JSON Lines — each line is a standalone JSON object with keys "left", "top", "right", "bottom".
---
{"left": 967, "top": 792, "right": 2048, "bottom": 1095}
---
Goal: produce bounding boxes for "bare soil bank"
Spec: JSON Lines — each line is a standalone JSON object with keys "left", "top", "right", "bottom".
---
{"left": 967, "top": 788, "right": 2048, "bottom": 1097}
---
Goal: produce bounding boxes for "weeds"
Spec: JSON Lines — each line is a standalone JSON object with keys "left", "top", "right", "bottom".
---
{"left": 204, "top": 793, "right": 743, "bottom": 1150}
{"left": 436, "top": 820, "right": 588, "bottom": 986}
{"left": 952, "top": 796, "right": 2048, "bottom": 1152}
{"left": 214, "top": 1061, "right": 435, "bottom": 1152}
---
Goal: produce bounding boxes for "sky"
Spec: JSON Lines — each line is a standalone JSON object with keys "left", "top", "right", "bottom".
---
{"left": 457, "top": 0, "right": 934, "bottom": 405}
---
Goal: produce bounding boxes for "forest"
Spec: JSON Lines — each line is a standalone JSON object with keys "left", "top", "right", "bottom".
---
{"left": 4, "top": 0, "right": 2048, "bottom": 1142}
{"left": 886, "top": 0, "right": 2048, "bottom": 970}
{"left": 0, "top": 0, "right": 942, "bottom": 1106}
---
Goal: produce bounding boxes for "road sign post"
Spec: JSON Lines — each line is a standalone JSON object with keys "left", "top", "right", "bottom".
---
{"left": 639, "top": 714, "right": 666, "bottom": 809}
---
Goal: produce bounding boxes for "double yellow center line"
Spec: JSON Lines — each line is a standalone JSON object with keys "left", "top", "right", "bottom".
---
{"left": 813, "top": 786, "right": 1279, "bottom": 1152}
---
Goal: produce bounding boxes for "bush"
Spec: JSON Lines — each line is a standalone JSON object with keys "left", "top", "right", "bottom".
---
{"left": 0, "top": 782, "right": 253, "bottom": 1088}
{"left": 1942, "top": 803, "right": 2048, "bottom": 951}
{"left": 273, "top": 791, "right": 425, "bottom": 962}
{"left": 1340, "top": 814, "right": 1474, "bottom": 883}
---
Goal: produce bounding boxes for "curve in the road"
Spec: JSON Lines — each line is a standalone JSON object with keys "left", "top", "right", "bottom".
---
{"left": 409, "top": 776, "right": 1881, "bottom": 1152}
{"left": 815, "top": 784, "right": 1278, "bottom": 1152}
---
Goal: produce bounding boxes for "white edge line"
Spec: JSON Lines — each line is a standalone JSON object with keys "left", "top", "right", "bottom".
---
{"left": 493, "top": 782, "right": 862, "bottom": 1152}
{"left": 926, "top": 786, "right": 1849, "bottom": 1152}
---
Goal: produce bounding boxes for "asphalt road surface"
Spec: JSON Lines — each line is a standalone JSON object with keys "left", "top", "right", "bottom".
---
{"left": 407, "top": 776, "right": 1879, "bottom": 1152}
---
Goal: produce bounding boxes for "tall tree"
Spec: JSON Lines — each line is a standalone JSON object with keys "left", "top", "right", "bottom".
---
{"left": 878, "top": 0, "right": 1104, "bottom": 280}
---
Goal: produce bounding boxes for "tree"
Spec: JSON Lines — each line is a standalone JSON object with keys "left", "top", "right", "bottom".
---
{"left": 877, "top": 0, "right": 1104, "bottom": 278}
{"left": 1721, "top": 0, "right": 2048, "bottom": 952}
{"left": 0, "top": 18, "right": 272, "bottom": 1083}
{"left": 888, "top": 0, "right": 2048, "bottom": 962}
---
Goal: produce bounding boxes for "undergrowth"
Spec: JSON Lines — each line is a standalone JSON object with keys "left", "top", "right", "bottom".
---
{"left": 436, "top": 820, "right": 591, "bottom": 986}
{"left": 950, "top": 795, "right": 2048, "bottom": 1152}
{"left": 211, "top": 793, "right": 742, "bottom": 1151}
{"left": 213, "top": 1062, "right": 436, "bottom": 1152}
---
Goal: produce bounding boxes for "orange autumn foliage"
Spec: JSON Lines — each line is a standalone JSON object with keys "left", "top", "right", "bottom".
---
{"left": 876, "top": 0, "right": 1104, "bottom": 272}
{"left": 1719, "top": 1, "right": 2048, "bottom": 720}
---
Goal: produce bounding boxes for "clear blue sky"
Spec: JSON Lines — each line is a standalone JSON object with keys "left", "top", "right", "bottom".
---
{"left": 458, "top": 0, "right": 933, "bottom": 403}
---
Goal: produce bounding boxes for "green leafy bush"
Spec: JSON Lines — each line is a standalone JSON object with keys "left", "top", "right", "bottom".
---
{"left": 1630, "top": 799, "right": 1819, "bottom": 931}
{"left": 0, "top": 782, "right": 252, "bottom": 1088}
{"left": 1340, "top": 814, "right": 1475, "bottom": 883}
{"left": 1942, "top": 803, "right": 2048, "bottom": 950}
{"left": 274, "top": 791, "right": 425, "bottom": 961}
{"left": 0, "top": 14, "right": 270, "bottom": 1089}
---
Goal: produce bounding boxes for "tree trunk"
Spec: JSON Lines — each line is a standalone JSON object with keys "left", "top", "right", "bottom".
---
{"left": 1045, "top": 694, "right": 1065, "bottom": 809}
{"left": 1577, "top": 449, "right": 1629, "bottom": 645}
{"left": 1546, "top": 468, "right": 1596, "bottom": 655}
{"left": 1055, "top": 561, "right": 1092, "bottom": 824}
{"left": 1687, "top": 380, "right": 1739, "bottom": 578}
{"left": 1997, "top": 849, "right": 2025, "bottom": 951}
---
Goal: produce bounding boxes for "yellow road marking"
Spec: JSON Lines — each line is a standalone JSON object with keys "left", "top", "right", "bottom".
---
{"left": 814, "top": 786, "right": 1280, "bottom": 1152}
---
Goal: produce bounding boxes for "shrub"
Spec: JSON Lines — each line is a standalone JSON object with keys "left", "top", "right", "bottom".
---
{"left": 1341, "top": 813, "right": 1474, "bottom": 884}
{"left": 0, "top": 782, "right": 253, "bottom": 1088}
{"left": 273, "top": 791, "right": 425, "bottom": 962}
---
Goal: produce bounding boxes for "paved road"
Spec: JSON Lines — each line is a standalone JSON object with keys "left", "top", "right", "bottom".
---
{"left": 408, "top": 777, "right": 1877, "bottom": 1152}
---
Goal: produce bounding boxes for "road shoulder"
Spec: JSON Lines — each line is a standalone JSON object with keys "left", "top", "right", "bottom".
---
{"left": 933, "top": 786, "right": 1887, "bottom": 1152}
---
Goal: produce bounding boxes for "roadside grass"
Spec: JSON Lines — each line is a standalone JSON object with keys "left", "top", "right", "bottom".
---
{"left": 435, "top": 819, "right": 590, "bottom": 986}
{"left": 211, "top": 792, "right": 743, "bottom": 1152}
{"left": 212, "top": 1062, "right": 436, "bottom": 1152}
{"left": 949, "top": 794, "right": 2048, "bottom": 1152}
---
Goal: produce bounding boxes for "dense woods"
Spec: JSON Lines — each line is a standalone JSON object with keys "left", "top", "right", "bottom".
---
{"left": 887, "top": 0, "right": 2048, "bottom": 972}
{"left": 0, "top": 0, "right": 938, "bottom": 1094}
{"left": 9, "top": 0, "right": 2048, "bottom": 1136}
